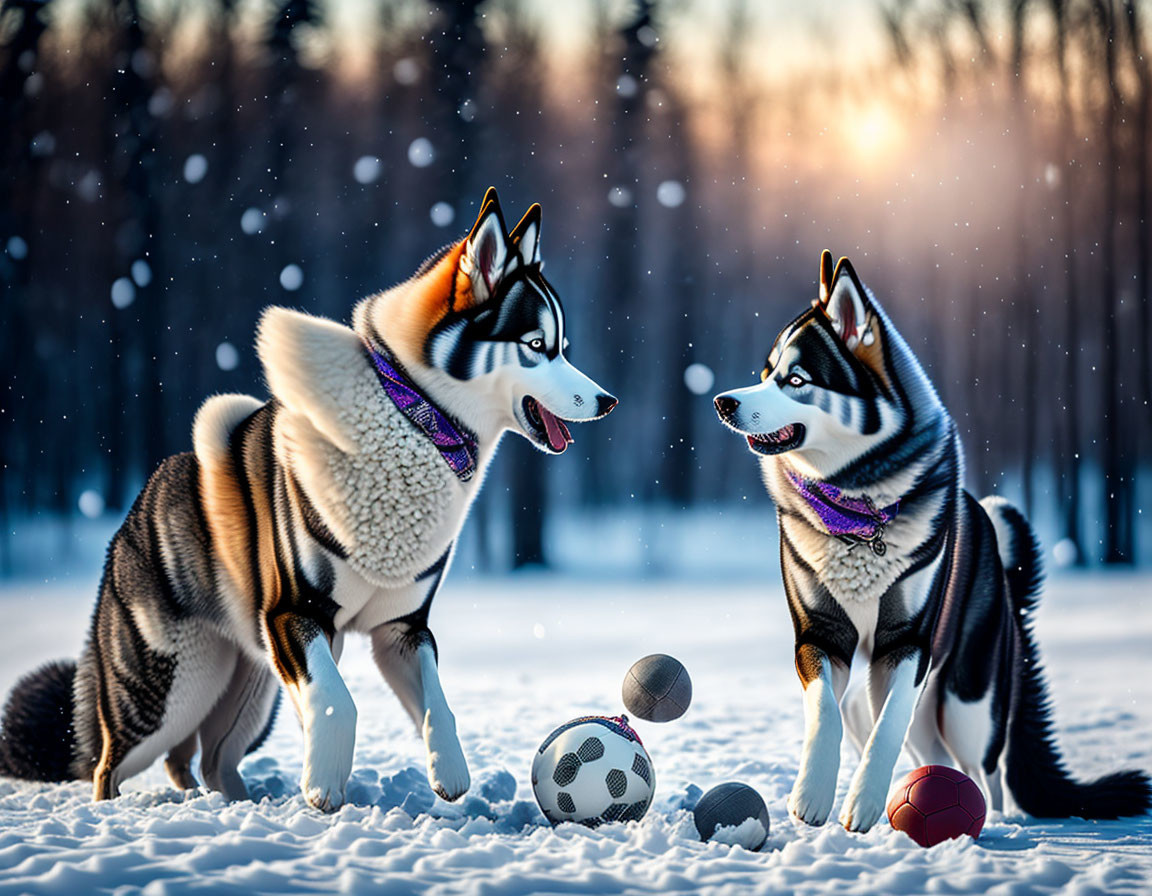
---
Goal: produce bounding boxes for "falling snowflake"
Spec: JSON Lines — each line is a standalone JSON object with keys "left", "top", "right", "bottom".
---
{"left": 683, "top": 363, "right": 715, "bottom": 396}
{"left": 353, "top": 155, "right": 382, "bottom": 184}
{"left": 430, "top": 202, "right": 455, "bottom": 227}
{"left": 6, "top": 236, "right": 27, "bottom": 260}
{"left": 408, "top": 138, "right": 434, "bottom": 168}
{"left": 241, "top": 208, "right": 266, "bottom": 235}
{"left": 393, "top": 57, "right": 419, "bottom": 85}
{"left": 657, "top": 180, "right": 686, "bottom": 208}
{"left": 608, "top": 186, "right": 633, "bottom": 208}
{"left": 111, "top": 277, "right": 135, "bottom": 309}
{"left": 280, "top": 264, "right": 303, "bottom": 291}
{"left": 216, "top": 342, "right": 239, "bottom": 371}
{"left": 183, "top": 154, "right": 208, "bottom": 184}
{"left": 131, "top": 259, "right": 152, "bottom": 287}
{"left": 78, "top": 490, "right": 105, "bottom": 519}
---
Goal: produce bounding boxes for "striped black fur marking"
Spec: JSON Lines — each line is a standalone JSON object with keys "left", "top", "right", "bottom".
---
{"left": 780, "top": 529, "right": 859, "bottom": 678}
{"left": 386, "top": 545, "right": 453, "bottom": 660}
{"left": 428, "top": 266, "right": 564, "bottom": 380}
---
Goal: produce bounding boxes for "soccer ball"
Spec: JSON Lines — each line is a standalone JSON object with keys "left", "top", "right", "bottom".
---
{"left": 531, "top": 715, "right": 656, "bottom": 827}
{"left": 886, "top": 765, "right": 986, "bottom": 847}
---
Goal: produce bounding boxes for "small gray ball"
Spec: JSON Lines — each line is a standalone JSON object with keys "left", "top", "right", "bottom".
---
{"left": 622, "top": 654, "right": 691, "bottom": 722}
{"left": 693, "top": 782, "right": 770, "bottom": 850}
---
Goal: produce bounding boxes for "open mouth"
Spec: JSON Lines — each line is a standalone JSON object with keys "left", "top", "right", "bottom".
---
{"left": 522, "top": 396, "right": 573, "bottom": 454}
{"left": 746, "top": 422, "right": 806, "bottom": 455}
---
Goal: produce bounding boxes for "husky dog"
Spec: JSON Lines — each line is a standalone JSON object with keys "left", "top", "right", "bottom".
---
{"left": 0, "top": 188, "right": 616, "bottom": 810}
{"left": 713, "top": 251, "right": 1150, "bottom": 831}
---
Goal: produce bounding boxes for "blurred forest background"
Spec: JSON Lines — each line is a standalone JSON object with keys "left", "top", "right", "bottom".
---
{"left": 1, "top": 0, "right": 1151, "bottom": 577}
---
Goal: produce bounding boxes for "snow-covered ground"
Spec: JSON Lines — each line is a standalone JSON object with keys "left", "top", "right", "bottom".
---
{"left": 0, "top": 572, "right": 1149, "bottom": 895}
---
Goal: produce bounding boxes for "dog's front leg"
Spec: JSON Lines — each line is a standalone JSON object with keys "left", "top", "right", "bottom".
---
{"left": 839, "top": 653, "right": 922, "bottom": 832}
{"left": 788, "top": 644, "right": 849, "bottom": 825}
{"left": 371, "top": 620, "right": 469, "bottom": 801}
{"left": 266, "top": 612, "right": 357, "bottom": 812}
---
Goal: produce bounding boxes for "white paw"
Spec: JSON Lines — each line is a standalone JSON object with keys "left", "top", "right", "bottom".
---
{"left": 303, "top": 779, "right": 346, "bottom": 812}
{"left": 424, "top": 710, "right": 470, "bottom": 802}
{"left": 788, "top": 768, "right": 837, "bottom": 826}
{"left": 839, "top": 777, "right": 886, "bottom": 832}
{"left": 300, "top": 717, "right": 355, "bottom": 813}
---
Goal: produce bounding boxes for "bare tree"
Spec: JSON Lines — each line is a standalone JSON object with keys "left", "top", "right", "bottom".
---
{"left": 1091, "top": 0, "right": 1134, "bottom": 562}
{"left": 1123, "top": 0, "right": 1151, "bottom": 413}
{"left": 1046, "top": 0, "right": 1085, "bottom": 560}
{"left": 0, "top": 0, "right": 54, "bottom": 569}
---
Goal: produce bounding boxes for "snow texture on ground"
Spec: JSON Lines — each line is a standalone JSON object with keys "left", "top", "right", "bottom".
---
{"left": 0, "top": 572, "right": 1149, "bottom": 895}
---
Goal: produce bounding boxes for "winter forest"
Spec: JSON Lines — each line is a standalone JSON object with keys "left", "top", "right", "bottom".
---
{"left": 2, "top": 0, "right": 1151, "bottom": 576}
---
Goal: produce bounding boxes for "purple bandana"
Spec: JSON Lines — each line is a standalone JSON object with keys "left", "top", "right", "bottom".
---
{"left": 364, "top": 342, "right": 478, "bottom": 482}
{"left": 786, "top": 469, "right": 899, "bottom": 554}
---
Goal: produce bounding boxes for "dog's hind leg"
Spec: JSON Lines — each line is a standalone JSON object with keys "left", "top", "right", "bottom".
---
{"left": 903, "top": 674, "right": 951, "bottom": 767}
{"left": 165, "top": 732, "right": 200, "bottom": 790}
{"left": 939, "top": 689, "right": 1000, "bottom": 809}
{"left": 90, "top": 626, "right": 236, "bottom": 801}
{"left": 198, "top": 650, "right": 281, "bottom": 801}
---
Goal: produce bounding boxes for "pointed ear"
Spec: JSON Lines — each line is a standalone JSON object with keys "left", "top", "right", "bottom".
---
{"left": 823, "top": 257, "right": 870, "bottom": 349}
{"left": 818, "top": 249, "right": 834, "bottom": 303}
{"left": 509, "top": 203, "right": 542, "bottom": 266}
{"left": 462, "top": 189, "right": 510, "bottom": 304}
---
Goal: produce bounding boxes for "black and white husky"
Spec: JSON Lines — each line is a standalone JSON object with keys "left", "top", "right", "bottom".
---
{"left": 0, "top": 189, "right": 616, "bottom": 810}
{"left": 713, "top": 250, "right": 1150, "bottom": 831}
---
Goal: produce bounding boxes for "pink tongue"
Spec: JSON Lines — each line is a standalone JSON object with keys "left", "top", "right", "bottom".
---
{"left": 539, "top": 404, "right": 571, "bottom": 452}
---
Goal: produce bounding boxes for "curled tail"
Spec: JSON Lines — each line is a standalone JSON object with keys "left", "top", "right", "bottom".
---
{"left": 0, "top": 660, "right": 78, "bottom": 782}
{"left": 982, "top": 497, "right": 1152, "bottom": 819}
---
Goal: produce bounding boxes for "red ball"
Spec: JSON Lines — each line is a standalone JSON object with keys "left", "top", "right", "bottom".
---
{"left": 885, "top": 765, "right": 986, "bottom": 847}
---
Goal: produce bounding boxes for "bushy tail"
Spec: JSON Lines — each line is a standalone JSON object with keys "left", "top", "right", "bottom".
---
{"left": 982, "top": 496, "right": 1152, "bottom": 819}
{"left": 0, "top": 660, "right": 78, "bottom": 782}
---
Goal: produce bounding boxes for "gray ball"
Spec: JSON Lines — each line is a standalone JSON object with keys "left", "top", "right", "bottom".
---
{"left": 622, "top": 654, "right": 691, "bottom": 722}
{"left": 693, "top": 782, "right": 770, "bottom": 851}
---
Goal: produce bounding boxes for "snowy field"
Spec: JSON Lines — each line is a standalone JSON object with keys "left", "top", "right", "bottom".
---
{"left": 0, "top": 572, "right": 1150, "bottom": 895}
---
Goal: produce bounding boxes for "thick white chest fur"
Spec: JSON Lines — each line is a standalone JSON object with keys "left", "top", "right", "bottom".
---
{"left": 257, "top": 307, "right": 487, "bottom": 608}
{"left": 280, "top": 374, "right": 475, "bottom": 590}
{"left": 781, "top": 515, "right": 905, "bottom": 605}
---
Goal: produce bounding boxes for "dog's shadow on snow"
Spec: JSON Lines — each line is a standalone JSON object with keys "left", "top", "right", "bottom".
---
{"left": 973, "top": 812, "right": 1152, "bottom": 853}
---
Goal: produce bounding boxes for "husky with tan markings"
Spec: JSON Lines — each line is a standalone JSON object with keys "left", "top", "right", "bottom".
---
{"left": 713, "top": 250, "right": 1150, "bottom": 832}
{"left": 0, "top": 188, "right": 616, "bottom": 811}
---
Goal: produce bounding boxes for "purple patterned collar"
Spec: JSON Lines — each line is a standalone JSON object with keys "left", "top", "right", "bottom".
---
{"left": 786, "top": 469, "right": 900, "bottom": 556}
{"left": 363, "top": 341, "right": 478, "bottom": 482}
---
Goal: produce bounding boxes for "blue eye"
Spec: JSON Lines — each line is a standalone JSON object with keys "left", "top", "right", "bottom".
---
{"left": 786, "top": 373, "right": 806, "bottom": 388}
{"left": 528, "top": 338, "right": 545, "bottom": 352}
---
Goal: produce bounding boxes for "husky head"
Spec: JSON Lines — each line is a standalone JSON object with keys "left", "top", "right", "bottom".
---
{"left": 712, "top": 251, "right": 936, "bottom": 480}
{"left": 355, "top": 188, "right": 616, "bottom": 453}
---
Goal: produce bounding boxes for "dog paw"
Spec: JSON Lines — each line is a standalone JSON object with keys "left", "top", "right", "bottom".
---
{"left": 425, "top": 711, "right": 470, "bottom": 802}
{"left": 839, "top": 780, "right": 886, "bottom": 832}
{"left": 302, "top": 779, "right": 346, "bottom": 812}
{"left": 788, "top": 778, "right": 835, "bottom": 826}
{"left": 787, "top": 778, "right": 834, "bottom": 819}
{"left": 301, "top": 746, "right": 352, "bottom": 813}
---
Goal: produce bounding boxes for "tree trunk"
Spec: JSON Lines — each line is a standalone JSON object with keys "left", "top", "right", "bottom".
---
{"left": 1050, "top": 0, "right": 1084, "bottom": 562}
{"left": 1095, "top": 0, "right": 1133, "bottom": 563}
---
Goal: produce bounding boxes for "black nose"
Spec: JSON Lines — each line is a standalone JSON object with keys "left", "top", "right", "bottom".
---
{"left": 714, "top": 395, "right": 739, "bottom": 420}
{"left": 596, "top": 394, "right": 618, "bottom": 417}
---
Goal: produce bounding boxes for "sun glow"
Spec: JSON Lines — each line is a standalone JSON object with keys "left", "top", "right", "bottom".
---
{"left": 845, "top": 102, "right": 904, "bottom": 166}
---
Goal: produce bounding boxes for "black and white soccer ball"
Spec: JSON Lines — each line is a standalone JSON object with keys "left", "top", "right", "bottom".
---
{"left": 531, "top": 715, "right": 655, "bottom": 827}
